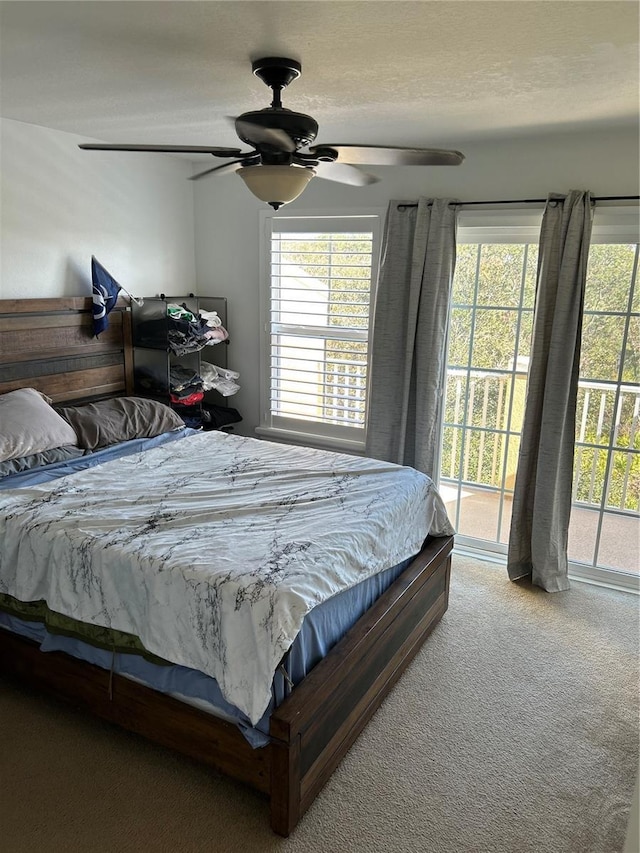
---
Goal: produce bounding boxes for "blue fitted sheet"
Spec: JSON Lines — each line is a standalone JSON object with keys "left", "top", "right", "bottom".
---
{"left": 0, "top": 429, "right": 416, "bottom": 747}
{"left": 0, "top": 427, "right": 197, "bottom": 490}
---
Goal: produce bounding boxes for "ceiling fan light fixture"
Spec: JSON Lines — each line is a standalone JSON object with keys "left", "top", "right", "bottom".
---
{"left": 237, "top": 164, "right": 315, "bottom": 209}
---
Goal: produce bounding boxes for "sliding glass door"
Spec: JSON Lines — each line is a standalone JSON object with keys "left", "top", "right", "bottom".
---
{"left": 440, "top": 210, "right": 639, "bottom": 585}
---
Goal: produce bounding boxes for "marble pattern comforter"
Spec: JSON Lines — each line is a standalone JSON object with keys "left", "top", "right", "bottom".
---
{"left": 0, "top": 431, "right": 453, "bottom": 724}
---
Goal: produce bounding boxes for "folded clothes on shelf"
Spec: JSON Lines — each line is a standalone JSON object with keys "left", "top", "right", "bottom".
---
{"left": 199, "top": 362, "right": 240, "bottom": 396}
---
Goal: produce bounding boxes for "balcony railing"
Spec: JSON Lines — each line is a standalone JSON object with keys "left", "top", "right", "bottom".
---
{"left": 443, "top": 369, "right": 640, "bottom": 514}
{"left": 324, "top": 359, "right": 367, "bottom": 425}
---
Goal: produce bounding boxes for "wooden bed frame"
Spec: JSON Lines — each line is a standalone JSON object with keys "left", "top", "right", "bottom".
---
{"left": 0, "top": 297, "right": 453, "bottom": 836}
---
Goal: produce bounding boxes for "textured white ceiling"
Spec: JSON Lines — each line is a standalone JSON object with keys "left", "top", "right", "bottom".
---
{"left": 0, "top": 0, "right": 638, "bottom": 157}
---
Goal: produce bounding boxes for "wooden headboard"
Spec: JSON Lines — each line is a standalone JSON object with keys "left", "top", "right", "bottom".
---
{"left": 0, "top": 297, "right": 134, "bottom": 404}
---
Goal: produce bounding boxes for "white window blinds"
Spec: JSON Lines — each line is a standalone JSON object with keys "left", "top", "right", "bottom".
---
{"left": 262, "top": 214, "right": 381, "bottom": 444}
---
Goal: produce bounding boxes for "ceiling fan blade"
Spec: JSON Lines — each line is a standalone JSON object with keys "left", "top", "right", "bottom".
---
{"left": 313, "top": 161, "right": 380, "bottom": 187}
{"left": 79, "top": 143, "right": 244, "bottom": 157}
{"left": 308, "top": 145, "right": 465, "bottom": 166}
{"left": 189, "top": 160, "right": 245, "bottom": 181}
{"left": 233, "top": 118, "right": 297, "bottom": 153}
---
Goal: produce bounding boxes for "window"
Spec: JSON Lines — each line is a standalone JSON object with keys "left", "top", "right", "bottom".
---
{"left": 259, "top": 212, "right": 382, "bottom": 449}
{"left": 440, "top": 207, "right": 639, "bottom": 588}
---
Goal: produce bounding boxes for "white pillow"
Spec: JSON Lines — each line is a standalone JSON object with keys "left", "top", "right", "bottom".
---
{"left": 0, "top": 388, "right": 79, "bottom": 462}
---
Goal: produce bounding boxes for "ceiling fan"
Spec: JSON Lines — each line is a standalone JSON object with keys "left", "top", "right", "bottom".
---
{"left": 79, "top": 57, "right": 465, "bottom": 209}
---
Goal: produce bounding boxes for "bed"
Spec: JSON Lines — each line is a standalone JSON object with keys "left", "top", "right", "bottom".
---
{"left": 0, "top": 297, "right": 454, "bottom": 836}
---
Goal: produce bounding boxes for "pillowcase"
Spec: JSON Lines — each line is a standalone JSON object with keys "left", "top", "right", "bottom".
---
{"left": 56, "top": 396, "right": 184, "bottom": 450}
{"left": 0, "top": 388, "right": 79, "bottom": 462}
{"left": 0, "top": 445, "right": 86, "bottom": 478}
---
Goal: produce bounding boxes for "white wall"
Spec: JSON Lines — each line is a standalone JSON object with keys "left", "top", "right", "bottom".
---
{"left": 0, "top": 118, "right": 196, "bottom": 298}
{"left": 193, "top": 126, "right": 640, "bottom": 435}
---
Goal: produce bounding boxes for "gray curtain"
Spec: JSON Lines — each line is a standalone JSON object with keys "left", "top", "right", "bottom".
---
{"left": 365, "top": 198, "right": 459, "bottom": 477}
{"left": 508, "top": 190, "right": 594, "bottom": 592}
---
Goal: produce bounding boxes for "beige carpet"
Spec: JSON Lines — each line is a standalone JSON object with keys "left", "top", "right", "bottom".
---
{"left": 1, "top": 556, "right": 638, "bottom": 853}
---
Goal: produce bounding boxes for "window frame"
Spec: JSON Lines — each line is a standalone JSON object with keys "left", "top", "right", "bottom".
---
{"left": 257, "top": 208, "right": 384, "bottom": 452}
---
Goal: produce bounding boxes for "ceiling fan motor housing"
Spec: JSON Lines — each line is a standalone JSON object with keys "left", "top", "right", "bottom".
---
{"left": 236, "top": 109, "right": 319, "bottom": 150}
{"left": 251, "top": 57, "right": 302, "bottom": 90}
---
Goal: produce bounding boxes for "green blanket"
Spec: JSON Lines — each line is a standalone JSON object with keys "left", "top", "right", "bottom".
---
{"left": 0, "top": 593, "right": 169, "bottom": 665}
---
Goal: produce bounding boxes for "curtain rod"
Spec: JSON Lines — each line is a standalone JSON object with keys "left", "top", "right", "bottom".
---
{"left": 396, "top": 195, "right": 640, "bottom": 209}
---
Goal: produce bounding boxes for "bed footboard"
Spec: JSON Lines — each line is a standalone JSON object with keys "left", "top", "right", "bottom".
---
{"left": 269, "top": 534, "right": 453, "bottom": 835}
